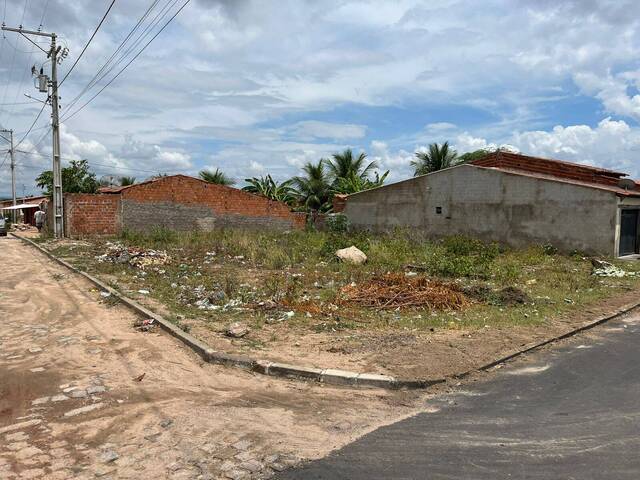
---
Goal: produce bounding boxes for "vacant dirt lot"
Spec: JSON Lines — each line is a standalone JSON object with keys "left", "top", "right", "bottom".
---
{"left": 0, "top": 236, "right": 425, "bottom": 479}
{"left": 42, "top": 229, "right": 640, "bottom": 379}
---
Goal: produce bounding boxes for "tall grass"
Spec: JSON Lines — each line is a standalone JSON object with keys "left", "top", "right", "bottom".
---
{"left": 118, "top": 228, "right": 534, "bottom": 283}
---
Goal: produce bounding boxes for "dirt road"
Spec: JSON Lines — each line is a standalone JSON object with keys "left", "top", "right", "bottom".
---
{"left": 0, "top": 236, "right": 422, "bottom": 479}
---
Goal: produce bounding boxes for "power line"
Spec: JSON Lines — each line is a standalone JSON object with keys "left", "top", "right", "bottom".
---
{"left": 14, "top": 101, "right": 47, "bottom": 150}
{"left": 5, "top": 0, "right": 36, "bottom": 122}
{"left": 38, "top": 0, "right": 50, "bottom": 29}
{"left": 88, "top": 0, "right": 178, "bottom": 89}
{"left": 62, "top": 0, "right": 191, "bottom": 122}
{"left": 61, "top": 0, "right": 162, "bottom": 115}
{"left": 59, "top": 0, "right": 117, "bottom": 87}
{"left": 14, "top": 148, "right": 165, "bottom": 173}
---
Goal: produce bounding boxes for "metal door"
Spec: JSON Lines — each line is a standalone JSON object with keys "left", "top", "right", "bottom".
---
{"left": 620, "top": 209, "right": 639, "bottom": 256}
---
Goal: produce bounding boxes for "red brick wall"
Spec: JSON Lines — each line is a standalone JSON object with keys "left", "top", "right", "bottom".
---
{"left": 64, "top": 193, "right": 121, "bottom": 237}
{"left": 332, "top": 194, "right": 347, "bottom": 213}
{"left": 120, "top": 175, "right": 306, "bottom": 231}
{"left": 472, "top": 151, "right": 626, "bottom": 186}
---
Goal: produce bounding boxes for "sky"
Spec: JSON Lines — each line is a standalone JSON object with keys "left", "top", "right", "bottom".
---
{"left": 0, "top": 0, "right": 639, "bottom": 198}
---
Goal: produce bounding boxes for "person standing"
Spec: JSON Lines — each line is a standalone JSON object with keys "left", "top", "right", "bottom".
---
{"left": 34, "top": 208, "right": 46, "bottom": 232}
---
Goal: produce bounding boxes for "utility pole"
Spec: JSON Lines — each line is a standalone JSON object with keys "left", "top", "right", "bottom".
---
{"left": 0, "top": 129, "right": 16, "bottom": 222}
{"left": 1, "top": 25, "right": 65, "bottom": 237}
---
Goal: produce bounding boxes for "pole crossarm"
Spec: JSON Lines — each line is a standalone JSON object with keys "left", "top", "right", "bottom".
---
{"left": 2, "top": 25, "right": 63, "bottom": 237}
{"left": 1, "top": 26, "right": 54, "bottom": 38}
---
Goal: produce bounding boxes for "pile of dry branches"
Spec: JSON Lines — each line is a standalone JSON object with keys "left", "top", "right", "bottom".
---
{"left": 339, "top": 273, "right": 469, "bottom": 310}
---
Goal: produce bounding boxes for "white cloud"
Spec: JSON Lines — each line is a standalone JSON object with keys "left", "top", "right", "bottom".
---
{"left": 290, "top": 121, "right": 367, "bottom": 140}
{"left": 574, "top": 71, "right": 640, "bottom": 121}
{"left": 512, "top": 117, "right": 640, "bottom": 175}
{"left": 369, "top": 140, "right": 414, "bottom": 180}
{"left": 3, "top": 0, "right": 640, "bottom": 196}
{"left": 453, "top": 133, "right": 517, "bottom": 155}
{"left": 153, "top": 150, "right": 193, "bottom": 170}
{"left": 425, "top": 122, "right": 457, "bottom": 132}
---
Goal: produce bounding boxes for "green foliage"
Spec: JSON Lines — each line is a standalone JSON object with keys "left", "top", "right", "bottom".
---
{"left": 411, "top": 141, "right": 458, "bottom": 176}
{"left": 326, "top": 213, "right": 349, "bottom": 233}
{"left": 242, "top": 175, "right": 296, "bottom": 204}
{"left": 332, "top": 170, "right": 389, "bottom": 194}
{"left": 291, "top": 160, "right": 332, "bottom": 212}
{"left": 119, "top": 176, "right": 136, "bottom": 186}
{"left": 457, "top": 149, "right": 490, "bottom": 164}
{"left": 148, "top": 226, "right": 178, "bottom": 244}
{"left": 426, "top": 236, "right": 501, "bottom": 279}
{"left": 326, "top": 149, "right": 378, "bottom": 181}
{"left": 199, "top": 168, "right": 235, "bottom": 186}
{"left": 441, "top": 235, "right": 500, "bottom": 259}
{"left": 36, "top": 159, "right": 99, "bottom": 195}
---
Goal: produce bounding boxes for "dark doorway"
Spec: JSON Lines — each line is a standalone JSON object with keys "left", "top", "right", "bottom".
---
{"left": 620, "top": 209, "right": 639, "bottom": 256}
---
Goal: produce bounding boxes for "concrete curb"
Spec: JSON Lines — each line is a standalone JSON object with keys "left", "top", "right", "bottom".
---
{"left": 13, "top": 233, "right": 640, "bottom": 390}
{"left": 458, "top": 299, "right": 640, "bottom": 377}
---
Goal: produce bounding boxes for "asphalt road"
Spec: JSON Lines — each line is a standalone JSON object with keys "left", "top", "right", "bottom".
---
{"left": 277, "top": 313, "right": 640, "bottom": 480}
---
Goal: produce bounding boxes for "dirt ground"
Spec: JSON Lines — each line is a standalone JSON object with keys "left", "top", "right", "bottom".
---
{"left": 0, "top": 236, "right": 429, "bottom": 480}
{"left": 144, "top": 289, "right": 640, "bottom": 380}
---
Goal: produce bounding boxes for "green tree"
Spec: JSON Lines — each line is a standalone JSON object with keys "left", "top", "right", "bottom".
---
{"left": 119, "top": 176, "right": 136, "bottom": 186}
{"left": 198, "top": 168, "right": 235, "bottom": 186}
{"left": 411, "top": 141, "right": 458, "bottom": 176}
{"left": 332, "top": 170, "right": 389, "bottom": 195}
{"left": 36, "top": 159, "right": 99, "bottom": 195}
{"left": 457, "top": 149, "right": 490, "bottom": 164}
{"left": 326, "top": 148, "right": 378, "bottom": 182}
{"left": 291, "top": 160, "right": 332, "bottom": 212}
{"left": 242, "top": 175, "right": 296, "bottom": 204}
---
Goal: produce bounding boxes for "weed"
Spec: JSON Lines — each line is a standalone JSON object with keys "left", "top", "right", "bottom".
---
{"left": 224, "top": 275, "right": 237, "bottom": 298}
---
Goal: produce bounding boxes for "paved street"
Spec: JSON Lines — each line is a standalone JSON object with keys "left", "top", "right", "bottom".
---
{"left": 0, "top": 236, "right": 417, "bottom": 479}
{"left": 278, "top": 312, "right": 640, "bottom": 479}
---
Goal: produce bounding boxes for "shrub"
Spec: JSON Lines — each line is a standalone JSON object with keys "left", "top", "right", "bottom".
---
{"left": 326, "top": 213, "right": 349, "bottom": 233}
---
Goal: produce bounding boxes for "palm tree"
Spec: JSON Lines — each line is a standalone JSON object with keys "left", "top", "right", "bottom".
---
{"left": 411, "top": 142, "right": 458, "bottom": 176}
{"left": 199, "top": 168, "right": 235, "bottom": 186}
{"left": 291, "top": 160, "right": 332, "bottom": 212}
{"left": 242, "top": 175, "right": 296, "bottom": 204}
{"left": 333, "top": 170, "right": 389, "bottom": 195}
{"left": 119, "top": 176, "right": 136, "bottom": 186}
{"left": 326, "top": 148, "right": 378, "bottom": 183}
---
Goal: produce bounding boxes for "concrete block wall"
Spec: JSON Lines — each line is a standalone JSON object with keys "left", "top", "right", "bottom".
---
{"left": 64, "top": 193, "right": 121, "bottom": 236}
{"left": 343, "top": 164, "right": 619, "bottom": 255}
{"left": 119, "top": 175, "right": 306, "bottom": 232}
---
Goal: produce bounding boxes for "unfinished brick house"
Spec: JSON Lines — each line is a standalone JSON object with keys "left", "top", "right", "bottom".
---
{"left": 339, "top": 151, "right": 640, "bottom": 257}
{"left": 63, "top": 175, "right": 306, "bottom": 236}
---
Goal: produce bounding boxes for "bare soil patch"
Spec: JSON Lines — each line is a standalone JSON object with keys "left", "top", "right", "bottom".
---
{"left": 1, "top": 236, "right": 427, "bottom": 479}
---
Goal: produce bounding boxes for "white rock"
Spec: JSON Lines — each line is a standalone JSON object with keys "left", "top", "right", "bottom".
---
{"left": 335, "top": 246, "right": 367, "bottom": 265}
{"left": 226, "top": 322, "right": 249, "bottom": 338}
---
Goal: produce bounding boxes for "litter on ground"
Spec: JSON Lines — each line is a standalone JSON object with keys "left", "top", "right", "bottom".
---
{"left": 591, "top": 259, "right": 638, "bottom": 278}
{"left": 95, "top": 242, "right": 170, "bottom": 269}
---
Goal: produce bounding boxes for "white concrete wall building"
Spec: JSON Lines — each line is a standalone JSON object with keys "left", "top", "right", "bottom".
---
{"left": 342, "top": 153, "right": 640, "bottom": 257}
